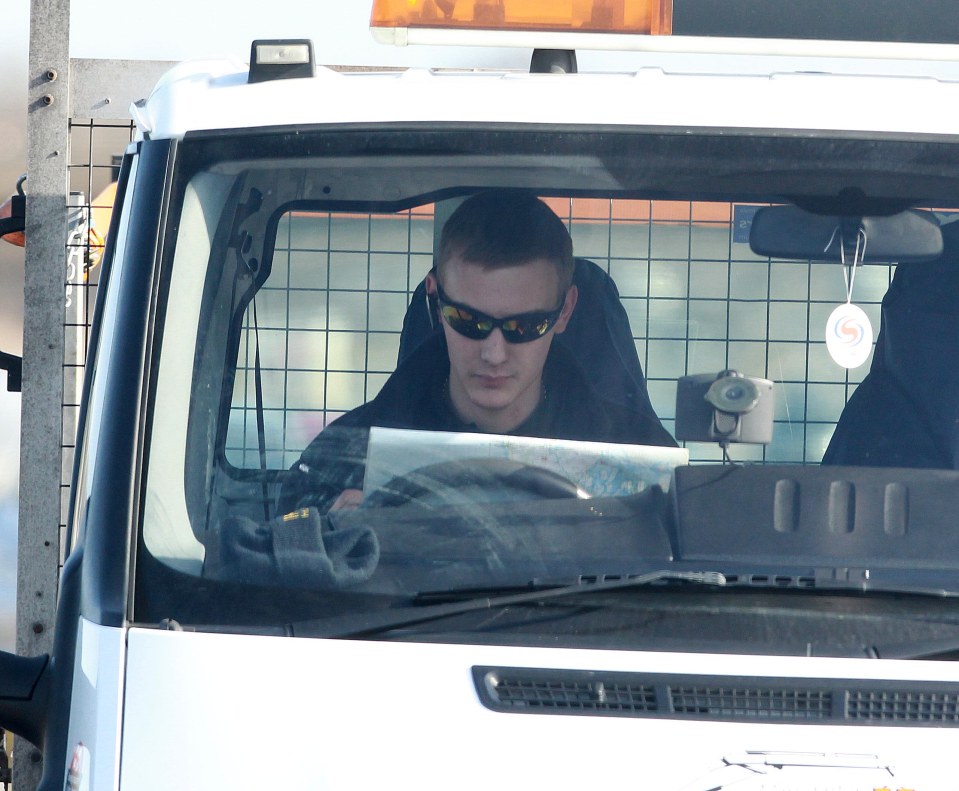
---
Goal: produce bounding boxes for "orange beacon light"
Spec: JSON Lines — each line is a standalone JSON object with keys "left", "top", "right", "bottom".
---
{"left": 370, "top": 0, "right": 673, "bottom": 36}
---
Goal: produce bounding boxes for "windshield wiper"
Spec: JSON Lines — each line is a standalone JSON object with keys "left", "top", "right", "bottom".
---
{"left": 288, "top": 570, "right": 726, "bottom": 639}
{"left": 867, "top": 634, "right": 959, "bottom": 661}
{"left": 409, "top": 571, "right": 726, "bottom": 605}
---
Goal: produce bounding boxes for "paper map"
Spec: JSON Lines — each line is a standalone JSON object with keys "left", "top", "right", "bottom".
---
{"left": 364, "top": 427, "right": 688, "bottom": 498}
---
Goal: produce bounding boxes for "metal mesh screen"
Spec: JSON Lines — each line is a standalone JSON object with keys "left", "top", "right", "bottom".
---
{"left": 226, "top": 197, "right": 891, "bottom": 469}
{"left": 227, "top": 208, "right": 436, "bottom": 469}
{"left": 62, "top": 118, "right": 135, "bottom": 556}
{"left": 557, "top": 198, "right": 892, "bottom": 463}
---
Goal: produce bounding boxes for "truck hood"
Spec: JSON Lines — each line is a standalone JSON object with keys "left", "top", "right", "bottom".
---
{"left": 120, "top": 627, "right": 957, "bottom": 790}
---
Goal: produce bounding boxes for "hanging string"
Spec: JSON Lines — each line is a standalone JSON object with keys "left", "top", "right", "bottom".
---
{"left": 825, "top": 224, "right": 868, "bottom": 303}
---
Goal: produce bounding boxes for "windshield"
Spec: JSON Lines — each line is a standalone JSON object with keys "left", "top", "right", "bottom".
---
{"left": 134, "top": 125, "right": 959, "bottom": 656}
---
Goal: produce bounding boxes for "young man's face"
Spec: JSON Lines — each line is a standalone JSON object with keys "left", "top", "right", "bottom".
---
{"left": 427, "top": 254, "right": 577, "bottom": 434}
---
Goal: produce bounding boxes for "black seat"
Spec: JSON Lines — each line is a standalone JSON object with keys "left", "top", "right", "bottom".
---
{"left": 822, "top": 220, "right": 959, "bottom": 469}
{"left": 398, "top": 257, "right": 660, "bottom": 419}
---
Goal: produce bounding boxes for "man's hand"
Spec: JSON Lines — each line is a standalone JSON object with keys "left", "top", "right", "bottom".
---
{"left": 329, "top": 488, "right": 363, "bottom": 512}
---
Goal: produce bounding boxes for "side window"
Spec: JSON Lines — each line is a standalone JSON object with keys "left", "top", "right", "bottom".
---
{"left": 69, "top": 154, "right": 138, "bottom": 551}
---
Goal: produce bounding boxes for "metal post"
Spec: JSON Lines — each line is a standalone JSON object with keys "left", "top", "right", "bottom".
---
{"left": 18, "top": 0, "right": 71, "bottom": 788}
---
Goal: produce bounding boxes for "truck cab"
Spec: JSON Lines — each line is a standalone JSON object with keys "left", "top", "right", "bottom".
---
{"left": 4, "top": 3, "right": 959, "bottom": 789}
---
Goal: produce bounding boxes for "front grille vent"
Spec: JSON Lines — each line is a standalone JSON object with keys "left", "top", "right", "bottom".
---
{"left": 671, "top": 685, "right": 831, "bottom": 720}
{"left": 847, "top": 690, "right": 959, "bottom": 723}
{"left": 474, "top": 667, "right": 959, "bottom": 727}
{"left": 489, "top": 676, "right": 657, "bottom": 714}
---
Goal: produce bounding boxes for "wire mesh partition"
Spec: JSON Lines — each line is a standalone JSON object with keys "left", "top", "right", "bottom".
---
{"left": 61, "top": 118, "right": 135, "bottom": 555}
{"left": 228, "top": 207, "right": 436, "bottom": 469}
{"left": 226, "top": 197, "right": 893, "bottom": 470}
{"left": 556, "top": 198, "right": 892, "bottom": 463}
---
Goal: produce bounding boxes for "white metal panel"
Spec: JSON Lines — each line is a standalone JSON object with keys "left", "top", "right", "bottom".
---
{"left": 120, "top": 628, "right": 959, "bottom": 790}
{"left": 134, "top": 60, "right": 959, "bottom": 141}
{"left": 62, "top": 619, "right": 127, "bottom": 791}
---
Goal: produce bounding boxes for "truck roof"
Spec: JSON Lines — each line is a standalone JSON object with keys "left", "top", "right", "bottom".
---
{"left": 133, "top": 50, "right": 959, "bottom": 140}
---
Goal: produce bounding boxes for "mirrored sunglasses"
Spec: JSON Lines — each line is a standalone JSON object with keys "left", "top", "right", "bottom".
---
{"left": 434, "top": 281, "right": 566, "bottom": 344}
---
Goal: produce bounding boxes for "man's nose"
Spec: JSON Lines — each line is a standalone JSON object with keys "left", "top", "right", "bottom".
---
{"left": 479, "top": 328, "right": 509, "bottom": 364}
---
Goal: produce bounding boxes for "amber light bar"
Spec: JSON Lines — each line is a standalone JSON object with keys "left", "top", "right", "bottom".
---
{"left": 369, "top": 0, "right": 959, "bottom": 61}
{"left": 371, "top": 0, "right": 673, "bottom": 36}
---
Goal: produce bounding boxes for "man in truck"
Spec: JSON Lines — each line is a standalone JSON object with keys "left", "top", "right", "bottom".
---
{"left": 281, "top": 189, "right": 675, "bottom": 513}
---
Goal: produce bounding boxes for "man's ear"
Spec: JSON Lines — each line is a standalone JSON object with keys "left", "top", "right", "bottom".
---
{"left": 554, "top": 285, "right": 578, "bottom": 335}
{"left": 424, "top": 269, "right": 439, "bottom": 329}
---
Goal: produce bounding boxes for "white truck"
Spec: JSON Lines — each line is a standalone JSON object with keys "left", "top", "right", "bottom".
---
{"left": 3, "top": 2, "right": 959, "bottom": 788}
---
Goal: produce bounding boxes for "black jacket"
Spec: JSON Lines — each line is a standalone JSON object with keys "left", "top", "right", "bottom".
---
{"left": 823, "top": 220, "right": 959, "bottom": 469}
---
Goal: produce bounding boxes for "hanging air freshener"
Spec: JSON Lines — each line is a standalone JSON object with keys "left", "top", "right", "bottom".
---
{"left": 824, "top": 224, "right": 874, "bottom": 369}
{"left": 825, "top": 302, "right": 873, "bottom": 368}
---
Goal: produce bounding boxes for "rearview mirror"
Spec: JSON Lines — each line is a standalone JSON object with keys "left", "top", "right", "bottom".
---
{"left": 749, "top": 205, "right": 943, "bottom": 263}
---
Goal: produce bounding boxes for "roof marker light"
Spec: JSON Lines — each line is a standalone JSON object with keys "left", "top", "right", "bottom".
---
{"left": 248, "top": 40, "right": 316, "bottom": 84}
{"left": 370, "top": 0, "right": 673, "bottom": 38}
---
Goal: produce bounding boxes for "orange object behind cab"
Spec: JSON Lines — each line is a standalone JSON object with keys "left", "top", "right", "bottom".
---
{"left": 0, "top": 196, "right": 25, "bottom": 248}
{"left": 370, "top": 0, "right": 673, "bottom": 35}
